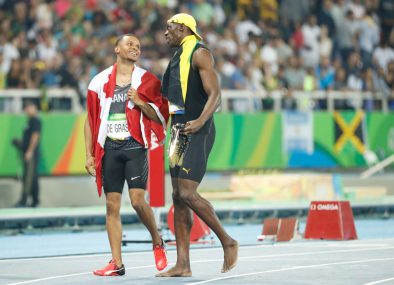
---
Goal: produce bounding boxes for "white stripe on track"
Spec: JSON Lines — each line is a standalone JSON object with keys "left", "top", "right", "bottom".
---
{"left": 363, "top": 277, "right": 394, "bottom": 285}
{"left": 4, "top": 245, "right": 394, "bottom": 284}
{"left": 5, "top": 264, "right": 169, "bottom": 285}
{"left": 187, "top": 257, "right": 394, "bottom": 285}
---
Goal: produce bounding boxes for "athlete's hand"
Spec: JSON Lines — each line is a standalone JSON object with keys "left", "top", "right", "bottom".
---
{"left": 85, "top": 156, "right": 96, "bottom": 177}
{"left": 182, "top": 119, "right": 204, "bottom": 134}
{"left": 127, "top": 88, "right": 144, "bottom": 107}
{"left": 24, "top": 150, "right": 33, "bottom": 162}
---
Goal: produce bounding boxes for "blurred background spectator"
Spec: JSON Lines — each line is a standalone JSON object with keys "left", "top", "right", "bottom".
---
{"left": 0, "top": 0, "right": 393, "bottom": 111}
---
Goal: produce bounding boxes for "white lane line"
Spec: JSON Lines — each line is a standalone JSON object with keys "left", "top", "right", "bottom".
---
{"left": 327, "top": 243, "right": 389, "bottom": 248}
{"left": 364, "top": 277, "right": 394, "bottom": 285}
{"left": 4, "top": 245, "right": 394, "bottom": 285}
{"left": 5, "top": 271, "right": 91, "bottom": 285}
{"left": 0, "top": 243, "right": 285, "bottom": 263}
{"left": 2, "top": 240, "right": 394, "bottom": 263}
{"left": 236, "top": 246, "right": 394, "bottom": 261}
{"left": 0, "top": 251, "right": 151, "bottom": 263}
{"left": 186, "top": 257, "right": 394, "bottom": 285}
{"left": 4, "top": 263, "right": 173, "bottom": 285}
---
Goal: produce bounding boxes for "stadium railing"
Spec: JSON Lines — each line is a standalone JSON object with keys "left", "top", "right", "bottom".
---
{"left": 0, "top": 88, "right": 392, "bottom": 113}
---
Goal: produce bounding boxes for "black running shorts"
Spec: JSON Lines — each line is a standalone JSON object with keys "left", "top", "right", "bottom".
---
{"left": 102, "top": 137, "right": 148, "bottom": 193}
{"left": 169, "top": 117, "right": 215, "bottom": 183}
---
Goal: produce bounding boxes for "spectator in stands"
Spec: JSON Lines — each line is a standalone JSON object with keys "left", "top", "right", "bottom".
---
{"left": 285, "top": 55, "right": 306, "bottom": 90}
{"left": 263, "top": 65, "right": 278, "bottom": 91}
{"left": 275, "top": 36, "right": 293, "bottom": 66}
{"left": 330, "top": 0, "right": 347, "bottom": 33}
{"left": 290, "top": 21, "right": 304, "bottom": 53}
{"left": 237, "top": 0, "right": 261, "bottom": 22}
{"left": 316, "top": 56, "right": 336, "bottom": 90}
{"left": 337, "top": 10, "right": 359, "bottom": 64}
{"left": 37, "top": 29, "right": 58, "bottom": 65}
{"left": 10, "top": 2, "right": 33, "bottom": 36}
{"left": 216, "top": 56, "right": 234, "bottom": 89}
{"left": 12, "top": 101, "right": 41, "bottom": 208}
{"left": 317, "top": 0, "right": 336, "bottom": 38}
{"left": 301, "top": 15, "right": 320, "bottom": 67}
{"left": 231, "top": 58, "right": 248, "bottom": 90}
{"left": 358, "top": 10, "right": 380, "bottom": 68}
{"left": 379, "top": 0, "right": 394, "bottom": 42}
{"left": 333, "top": 67, "right": 348, "bottom": 91}
{"left": 333, "top": 66, "right": 350, "bottom": 109}
{"left": 373, "top": 66, "right": 392, "bottom": 96}
{"left": 229, "top": 58, "right": 249, "bottom": 112}
{"left": 260, "top": 36, "right": 279, "bottom": 75}
{"left": 319, "top": 25, "right": 333, "bottom": 59}
{"left": 362, "top": 67, "right": 376, "bottom": 92}
{"left": 346, "top": 51, "right": 364, "bottom": 77}
{"left": 279, "top": 0, "right": 310, "bottom": 26}
{"left": 212, "top": 0, "right": 226, "bottom": 27}
{"left": 0, "top": 34, "right": 20, "bottom": 75}
{"left": 260, "top": 0, "right": 279, "bottom": 23}
{"left": 277, "top": 65, "right": 297, "bottom": 110}
{"left": 235, "top": 17, "right": 262, "bottom": 45}
{"left": 216, "top": 28, "right": 238, "bottom": 59}
{"left": 6, "top": 59, "right": 24, "bottom": 88}
{"left": 347, "top": 69, "right": 363, "bottom": 91}
{"left": 373, "top": 39, "right": 394, "bottom": 73}
{"left": 304, "top": 67, "right": 317, "bottom": 92}
{"left": 191, "top": 0, "right": 215, "bottom": 26}
{"left": 346, "top": 0, "right": 365, "bottom": 19}
{"left": 0, "top": 0, "right": 392, "bottom": 113}
{"left": 245, "top": 61, "right": 265, "bottom": 92}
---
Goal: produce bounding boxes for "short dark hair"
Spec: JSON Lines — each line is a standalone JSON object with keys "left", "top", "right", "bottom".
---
{"left": 115, "top": 33, "right": 138, "bottom": 46}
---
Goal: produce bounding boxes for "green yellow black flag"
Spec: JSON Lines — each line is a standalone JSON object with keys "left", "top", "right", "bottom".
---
{"left": 333, "top": 111, "right": 366, "bottom": 154}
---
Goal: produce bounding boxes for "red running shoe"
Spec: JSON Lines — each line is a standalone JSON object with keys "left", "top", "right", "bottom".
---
{"left": 153, "top": 241, "right": 168, "bottom": 271}
{"left": 93, "top": 260, "right": 125, "bottom": 276}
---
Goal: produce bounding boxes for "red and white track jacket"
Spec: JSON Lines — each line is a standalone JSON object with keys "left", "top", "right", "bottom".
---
{"left": 86, "top": 63, "right": 169, "bottom": 196}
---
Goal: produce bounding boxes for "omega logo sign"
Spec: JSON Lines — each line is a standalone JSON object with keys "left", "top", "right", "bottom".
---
{"left": 310, "top": 203, "right": 339, "bottom": 210}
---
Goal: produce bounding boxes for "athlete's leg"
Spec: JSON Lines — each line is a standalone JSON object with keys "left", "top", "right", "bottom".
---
{"left": 175, "top": 178, "right": 238, "bottom": 273}
{"left": 102, "top": 149, "right": 126, "bottom": 268}
{"left": 156, "top": 177, "right": 193, "bottom": 277}
{"left": 124, "top": 146, "right": 162, "bottom": 245}
{"left": 105, "top": 192, "right": 123, "bottom": 267}
{"left": 128, "top": 188, "right": 162, "bottom": 245}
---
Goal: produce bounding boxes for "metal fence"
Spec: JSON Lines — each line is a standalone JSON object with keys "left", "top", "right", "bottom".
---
{"left": 1, "top": 88, "right": 393, "bottom": 113}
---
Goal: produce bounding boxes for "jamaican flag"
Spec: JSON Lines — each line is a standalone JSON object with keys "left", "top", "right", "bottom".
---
{"left": 333, "top": 111, "right": 367, "bottom": 155}
{"left": 161, "top": 35, "right": 200, "bottom": 114}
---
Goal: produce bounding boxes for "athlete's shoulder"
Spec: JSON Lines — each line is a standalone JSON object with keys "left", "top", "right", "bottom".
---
{"left": 137, "top": 66, "right": 161, "bottom": 84}
{"left": 193, "top": 42, "right": 212, "bottom": 58}
{"left": 88, "top": 66, "right": 114, "bottom": 91}
{"left": 192, "top": 44, "right": 213, "bottom": 68}
{"left": 195, "top": 42, "right": 210, "bottom": 52}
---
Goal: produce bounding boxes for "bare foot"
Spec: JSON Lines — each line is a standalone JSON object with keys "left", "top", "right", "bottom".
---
{"left": 221, "top": 240, "right": 239, "bottom": 273}
{"left": 155, "top": 266, "right": 192, "bottom": 277}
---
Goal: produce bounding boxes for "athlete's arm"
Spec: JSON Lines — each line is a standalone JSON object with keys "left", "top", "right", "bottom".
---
{"left": 127, "top": 87, "right": 161, "bottom": 124}
{"left": 84, "top": 117, "right": 96, "bottom": 176}
{"left": 183, "top": 48, "right": 220, "bottom": 134}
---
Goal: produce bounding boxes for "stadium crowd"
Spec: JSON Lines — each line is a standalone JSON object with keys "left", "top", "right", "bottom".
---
{"left": 0, "top": 0, "right": 393, "bottom": 111}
